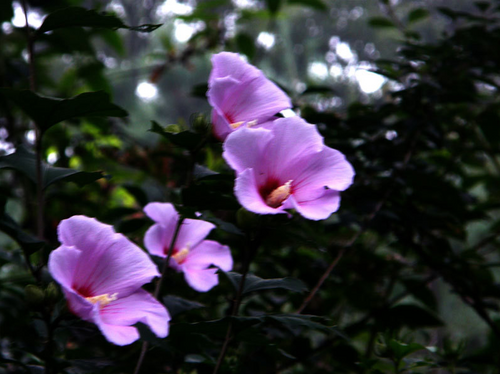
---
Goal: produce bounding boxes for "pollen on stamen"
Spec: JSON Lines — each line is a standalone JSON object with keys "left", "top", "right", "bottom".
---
{"left": 172, "top": 247, "right": 189, "bottom": 264}
{"left": 86, "top": 293, "right": 118, "bottom": 308}
{"left": 230, "top": 121, "right": 244, "bottom": 129}
{"left": 265, "top": 180, "right": 293, "bottom": 208}
{"left": 246, "top": 120, "right": 258, "bottom": 128}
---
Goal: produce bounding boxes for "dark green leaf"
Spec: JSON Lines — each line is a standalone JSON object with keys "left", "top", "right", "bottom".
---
{"left": 236, "top": 33, "right": 256, "bottom": 59}
{"left": 149, "top": 121, "right": 203, "bottom": 151}
{"left": 0, "top": 212, "right": 44, "bottom": 254}
{"left": 163, "top": 296, "right": 205, "bottom": 317}
{"left": 287, "top": 0, "right": 327, "bottom": 11}
{"left": 368, "top": 17, "right": 395, "bottom": 28}
{"left": 0, "top": 1, "right": 14, "bottom": 23}
{"left": 302, "top": 86, "right": 337, "bottom": 95}
{"left": 0, "top": 89, "right": 127, "bottom": 133}
{"left": 182, "top": 185, "right": 239, "bottom": 210}
{"left": 474, "top": 1, "right": 491, "bottom": 12}
{"left": 387, "top": 340, "right": 426, "bottom": 360}
{"left": 37, "top": 7, "right": 162, "bottom": 34}
{"left": 193, "top": 164, "right": 233, "bottom": 181}
{"left": 408, "top": 8, "right": 430, "bottom": 24}
{"left": 376, "top": 305, "right": 443, "bottom": 329}
{"left": 225, "top": 272, "right": 308, "bottom": 294}
{"left": 265, "top": 314, "right": 344, "bottom": 337}
{"left": 0, "top": 147, "right": 103, "bottom": 190}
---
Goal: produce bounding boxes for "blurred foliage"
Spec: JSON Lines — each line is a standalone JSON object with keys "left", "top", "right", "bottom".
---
{"left": 2, "top": 0, "right": 500, "bottom": 373}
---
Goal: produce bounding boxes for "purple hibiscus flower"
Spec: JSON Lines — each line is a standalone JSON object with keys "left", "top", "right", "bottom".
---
{"left": 48, "top": 216, "right": 170, "bottom": 346}
{"left": 222, "top": 116, "right": 355, "bottom": 220}
{"left": 143, "top": 202, "right": 233, "bottom": 292}
{"left": 207, "top": 52, "right": 292, "bottom": 141}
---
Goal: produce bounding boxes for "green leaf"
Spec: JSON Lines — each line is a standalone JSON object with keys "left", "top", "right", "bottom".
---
{"left": 193, "top": 164, "right": 232, "bottom": 181}
{"left": 163, "top": 296, "right": 205, "bottom": 317}
{"left": 408, "top": 8, "right": 430, "bottom": 24}
{"left": 368, "top": 17, "right": 395, "bottom": 29}
{"left": 190, "top": 83, "right": 208, "bottom": 98}
{"left": 37, "top": 7, "right": 162, "bottom": 34}
{"left": 287, "top": 0, "right": 327, "bottom": 11}
{"left": 302, "top": 86, "right": 337, "bottom": 95}
{"left": 0, "top": 89, "right": 127, "bottom": 133}
{"left": 0, "top": 147, "right": 104, "bottom": 190}
{"left": 0, "top": 212, "right": 44, "bottom": 254}
{"left": 225, "top": 272, "right": 308, "bottom": 294}
{"left": 265, "top": 314, "right": 345, "bottom": 337}
{"left": 149, "top": 121, "right": 203, "bottom": 151}
{"left": 236, "top": 33, "right": 256, "bottom": 60}
{"left": 387, "top": 340, "right": 426, "bottom": 360}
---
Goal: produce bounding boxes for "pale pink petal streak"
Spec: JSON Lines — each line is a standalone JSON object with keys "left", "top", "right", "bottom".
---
{"left": 186, "top": 240, "right": 233, "bottom": 272}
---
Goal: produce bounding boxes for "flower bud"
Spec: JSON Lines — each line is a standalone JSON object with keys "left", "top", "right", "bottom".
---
{"left": 25, "top": 284, "right": 45, "bottom": 306}
{"left": 45, "top": 282, "right": 59, "bottom": 302}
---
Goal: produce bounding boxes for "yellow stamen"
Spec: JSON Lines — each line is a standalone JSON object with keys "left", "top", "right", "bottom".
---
{"left": 86, "top": 293, "right": 118, "bottom": 308}
{"left": 265, "top": 180, "right": 293, "bottom": 208}
{"left": 172, "top": 247, "right": 189, "bottom": 264}
{"left": 230, "top": 121, "right": 244, "bottom": 129}
{"left": 246, "top": 120, "right": 258, "bottom": 128}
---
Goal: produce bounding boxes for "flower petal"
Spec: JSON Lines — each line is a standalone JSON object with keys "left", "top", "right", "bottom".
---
{"left": 290, "top": 146, "right": 355, "bottom": 195}
{"left": 290, "top": 190, "right": 341, "bottom": 220}
{"left": 100, "top": 289, "right": 170, "bottom": 339}
{"left": 183, "top": 267, "right": 219, "bottom": 292}
{"left": 234, "top": 168, "right": 286, "bottom": 215}
{"left": 186, "top": 240, "right": 233, "bottom": 272}
{"left": 63, "top": 288, "right": 94, "bottom": 322}
{"left": 175, "top": 219, "right": 215, "bottom": 251}
{"left": 93, "top": 305, "right": 140, "bottom": 346}
{"left": 57, "top": 216, "right": 116, "bottom": 252}
{"left": 144, "top": 202, "right": 179, "bottom": 227}
{"left": 73, "top": 234, "right": 159, "bottom": 298}
{"left": 210, "top": 52, "right": 261, "bottom": 82}
{"left": 48, "top": 245, "right": 81, "bottom": 290}
{"left": 144, "top": 223, "right": 169, "bottom": 257}
{"left": 223, "top": 127, "right": 272, "bottom": 173}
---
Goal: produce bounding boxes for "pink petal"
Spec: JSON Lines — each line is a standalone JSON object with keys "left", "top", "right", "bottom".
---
{"left": 186, "top": 240, "right": 233, "bottom": 272}
{"left": 72, "top": 234, "right": 159, "bottom": 298}
{"left": 175, "top": 218, "right": 215, "bottom": 251}
{"left": 223, "top": 127, "right": 272, "bottom": 174}
{"left": 262, "top": 117, "right": 324, "bottom": 179}
{"left": 234, "top": 168, "right": 287, "bottom": 215}
{"left": 210, "top": 52, "right": 261, "bottom": 82}
{"left": 212, "top": 109, "right": 233, "bottom": 141}
{"left": 48, "top": 245, "right": 81, "bottom": 290}
{"left": 144, "top": 224, "right": 169, "bottom": 257}
{"left": 144, "top": 202, "right": 179, "bottom": 227}
{"left": 93, "top": 305, "right": 140, "bottom": 346}
{"left": 183, "top": 267, "right": 219, "bottom": 292}
{"left": 58, "top": 216, "right": 116, "bottom": 253}
{"left": 63, "top": 288, "right": 94, "bottom": 322}
{"left": 100, "top": 289, "right": 170, "bottom": 339}
{"left": 290, "top": 190, "right": 341, "bottom": 220}
{"left": 290, "top": 146, "right": 355, "bottom": 195}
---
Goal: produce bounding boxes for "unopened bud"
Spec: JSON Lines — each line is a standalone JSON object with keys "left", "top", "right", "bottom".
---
{"left": 25, "top": 285, "right": 45, "bottom": 306}
{"left": 45, "top": 282, "right": 59, "bottom": 302}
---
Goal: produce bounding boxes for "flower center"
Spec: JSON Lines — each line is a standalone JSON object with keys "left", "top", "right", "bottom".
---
{"left": 86, "top": 293, "right": 118, "bottom": 308}
{"left": 265, "top": 180, "right": 293, "bottom": 208}
{"left": 172, "top": 247, "right": 189, "bottom": 264}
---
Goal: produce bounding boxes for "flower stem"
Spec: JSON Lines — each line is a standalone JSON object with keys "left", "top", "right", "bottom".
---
{"left": 133, "top": 217, "right": 185, "bottom": 374}
{"left": 212, "top": 232, "right": 260, "bottom": 374}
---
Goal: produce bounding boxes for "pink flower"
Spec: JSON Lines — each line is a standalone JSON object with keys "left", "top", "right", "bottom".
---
{"left": 223, "top": 117, "right": 355, "bottom": 220}
{"left": 207, "top": 52, "right": 292, "bottom": 141}
{"left": 143, "top": 203, "right": 233, "bottom": 292}
{"left": 48, "top": 216, "right": 170, "bottom": 346}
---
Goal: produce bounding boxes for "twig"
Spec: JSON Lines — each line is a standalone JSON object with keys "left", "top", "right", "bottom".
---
{"left": 133, "top": 218, "right": 185, "bottom": 374}
{"left": 296, "top": 129, "right": 421, "bottom": 314}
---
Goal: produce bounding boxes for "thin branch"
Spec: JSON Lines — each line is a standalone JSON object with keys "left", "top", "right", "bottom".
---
{"left": 296, "top": 130, "right": 421, "bottom": 314}
{"left": 212, "top": 233, "right": 260, "bottom": 374}
{"left": 133, "top": 217, "right": 185, "bottom": 374}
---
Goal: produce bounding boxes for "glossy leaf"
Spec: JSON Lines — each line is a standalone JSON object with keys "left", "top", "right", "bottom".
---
{"left": 0, "top": 89, "right": 127, "bottom": 133}
{"left": 37, "top": 7, "right": 161, "bottom": 34}
{"left": 0, "top": 147, "right": 104, "bottom": 190}
{"left": 226, "top": 272, "right": 308, "bottom": 294}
